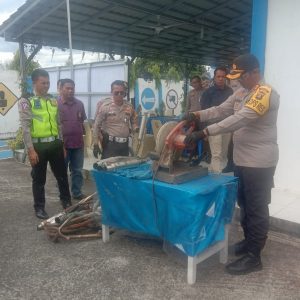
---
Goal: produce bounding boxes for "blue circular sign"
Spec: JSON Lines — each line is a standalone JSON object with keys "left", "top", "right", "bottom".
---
{"left": 141, "top": 88, "right": 156, "bottom": 110}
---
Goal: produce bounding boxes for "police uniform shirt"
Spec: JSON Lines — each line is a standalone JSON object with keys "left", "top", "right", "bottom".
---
{"left": 186, "top": 89, "right": 203, "bottom": 112}
{"left": 197, "top": 84, "right": 280, "bottom": 168}
{"left": 18, "top": 96, "right": 62, "bottom": 149}
{"left": 93, "top": 99, "right": 138, "bottom": 141}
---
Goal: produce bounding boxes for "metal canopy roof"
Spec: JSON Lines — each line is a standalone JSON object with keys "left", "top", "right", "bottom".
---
{"left": 0, "top": 0, "right": 252, "bottom": 65}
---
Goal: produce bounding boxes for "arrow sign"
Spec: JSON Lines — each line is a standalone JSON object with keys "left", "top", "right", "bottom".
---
{"left": 142, "top": 96, "right": 155, "bottom": 106}
{"left": 141, "top": 88, "right": 156, "bottom": 110}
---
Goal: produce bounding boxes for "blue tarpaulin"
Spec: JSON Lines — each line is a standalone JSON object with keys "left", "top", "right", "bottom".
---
{"left": 93, "top": 163, "right": 238, "bottom": 256}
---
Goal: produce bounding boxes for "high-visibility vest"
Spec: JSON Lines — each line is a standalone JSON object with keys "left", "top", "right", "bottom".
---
{"left": 29, "top": 96, "right": 59, "bottom": 138}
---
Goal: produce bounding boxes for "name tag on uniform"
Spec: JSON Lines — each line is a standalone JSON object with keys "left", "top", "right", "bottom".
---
{"left": 33, "top": 99, "right": 42, "bottom": 109}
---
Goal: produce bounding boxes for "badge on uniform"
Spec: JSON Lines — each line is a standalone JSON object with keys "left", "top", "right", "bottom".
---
{"left": 33, "top": 99, "right": 42, "bottom": 109}
{"left": 21, "top": 101, "right": 30, "bottom": 110}
{"left": 245, "top": 85, "right": 271, "bottom": 116}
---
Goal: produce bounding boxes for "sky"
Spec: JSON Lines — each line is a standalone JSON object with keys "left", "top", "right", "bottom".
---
{"left": 0, "top": 0, "right": 106, "bottom": 67}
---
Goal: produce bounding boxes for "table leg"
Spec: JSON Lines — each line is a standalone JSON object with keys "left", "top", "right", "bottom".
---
{"left": 102, "top": 224, "right": 110, "bottom": 242}
{"left": 187, "top": 256, "right": 197, "bottom": 285}
{"left": 219, "top": 225, "right": 229, "bottom": 264}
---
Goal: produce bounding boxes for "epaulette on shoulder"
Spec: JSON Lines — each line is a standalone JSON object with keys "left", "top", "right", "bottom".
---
{"left": 124, "top": 101, "right": 133, "bottom": 108}
{"left": 20, "top": 97, "right": 31, "bottom": 103}
{"left": 29, "top": 95, "right": 37, "bottom": 100}
{"left": 47, "top": 94, "right": 55, "bottom": 100}
{"left": 260, "top": 84, "right": 279, "bottom": 95}
{"left": 259, "top": 84, "right": 272, "bottom": 91}
{"left": 102, "top": 99, "right": 112, "bottom": 107}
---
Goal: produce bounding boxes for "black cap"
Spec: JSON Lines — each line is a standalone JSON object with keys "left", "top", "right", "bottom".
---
{"left": 227, "top": 54, "right": 260, "bottom": 79}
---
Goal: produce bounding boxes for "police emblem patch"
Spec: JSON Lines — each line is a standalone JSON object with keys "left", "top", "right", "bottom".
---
{"left": 245, "top": 85, "right": 272, "bottom": 116}
{"left": 21, "top": 101, "right": 30, "bottom": 110}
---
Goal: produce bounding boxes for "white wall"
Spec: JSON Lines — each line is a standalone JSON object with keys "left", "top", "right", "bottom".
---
{"left": 46, "top": 60, "right": 127, "bottom": 119}
{"left": 135, "top": 78, "right": 184, "bottom": 116}
{"left": 161, "top": 80, "right": 184, "bottom": 116}
{"left": 264, "top": 0, "right": 300, "bottom": 192}
{"left": 0, "top": 70, "right": 20, "bottom": 138}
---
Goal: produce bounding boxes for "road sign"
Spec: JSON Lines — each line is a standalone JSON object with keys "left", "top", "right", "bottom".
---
{"left": 0, "top": 82, "right": 18, "bottom": 116}
{"left": 165, "top": 89, "right": 178, "bottom": 109}
{"left": 141, "top": 88, "right": 156, "bottom": 110}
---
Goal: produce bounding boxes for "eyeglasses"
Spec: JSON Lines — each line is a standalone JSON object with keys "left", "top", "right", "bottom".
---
{"left": 113, "top": 91, "right": 126, "bottom": 96}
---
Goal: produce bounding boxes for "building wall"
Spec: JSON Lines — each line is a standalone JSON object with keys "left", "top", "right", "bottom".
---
{"left": 134, "top": 78, "right": 184, "bottom": 116}
{"left": 46, "top": 60, "right": 127, "bottom": 119}
{"left": 0, "top": 70, "right": 20, "bottom": 138}
{"left": 264, "top": 0, "right": 300, "bottom": 192}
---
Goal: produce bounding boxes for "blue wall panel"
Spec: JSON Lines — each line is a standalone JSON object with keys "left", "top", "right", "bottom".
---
{"left": 251, "top": 0, "right": 268, "bottom": 73}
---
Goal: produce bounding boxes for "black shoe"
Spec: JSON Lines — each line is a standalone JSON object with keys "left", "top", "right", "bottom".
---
{"left": 225, "top": 252, "right": 262, "bottom": 275}
{"left": 35, "top": 209, "right": 49, "bottom": 219}
{"left": 61, "top": 200, "right": 72, "bottom": 209}
{"left": 229, "top": 240, "right": 248, "bottom": 256}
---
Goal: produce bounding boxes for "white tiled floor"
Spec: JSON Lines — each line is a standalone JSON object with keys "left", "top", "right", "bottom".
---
{"left": 270, "top": 188, "right": 300, "bottom": 223}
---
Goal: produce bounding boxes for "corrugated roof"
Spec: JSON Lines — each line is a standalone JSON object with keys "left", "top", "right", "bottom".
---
{"left": 0, "top": 0, "right": 252, "bottom": 65}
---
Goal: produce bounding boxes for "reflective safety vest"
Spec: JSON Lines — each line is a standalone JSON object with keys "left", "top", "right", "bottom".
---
{"left": 29, "top": 96, "right": 59, "bottom": 138}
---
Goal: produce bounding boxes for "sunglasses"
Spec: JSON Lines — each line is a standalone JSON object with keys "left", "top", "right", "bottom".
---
{"left": 113, "top": 91, "right": 126, "bottom": 96}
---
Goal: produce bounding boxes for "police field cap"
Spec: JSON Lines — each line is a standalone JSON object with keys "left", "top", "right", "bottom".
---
{"left": 227, "top": 54, "right": 260, "bottom": 80}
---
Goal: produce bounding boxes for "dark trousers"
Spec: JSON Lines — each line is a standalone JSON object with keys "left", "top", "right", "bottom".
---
{"left": 31, "top": 139, "right": 71, "bottom": 211}
{"left": 102, "top": 141, "right": 129, "bottom": 159}
{"left": 234, "top": 166, "right": 276, "bottom": 257}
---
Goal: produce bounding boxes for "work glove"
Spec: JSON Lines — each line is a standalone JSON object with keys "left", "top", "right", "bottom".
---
{"left": 184, "top": 130, "right": 206, "bottom": 145}
{"left": 93, "top": 144, "right": 101, "bottom": 158}
{"left": 182, "top": 112, "right": 198, "bottom": 123}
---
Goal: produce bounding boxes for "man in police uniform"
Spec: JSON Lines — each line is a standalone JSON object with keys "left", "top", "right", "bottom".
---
{"left": 184, "top": 54, "right": 279, "bottom": 275}
{"left": 19, "top": 69, "right": 72, "bottom": 219}
{"left": 185, "top": 75, "right": 203, "bottom": 113}
{"left": 93, "top": 80, "right": 138, "bottom": 159}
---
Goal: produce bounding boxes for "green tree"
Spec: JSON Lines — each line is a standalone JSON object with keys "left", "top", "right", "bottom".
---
{"left": 128, "top": 56, "right": 206, "bottom": 113}
{"left": 7, "top": 49, "right": 40, "bottom": 97}
{"left": 128, "top": 56, "right": 206, "bottom": 89}
{"left": 7, "top": 49, "right": 40, "bottom": 75}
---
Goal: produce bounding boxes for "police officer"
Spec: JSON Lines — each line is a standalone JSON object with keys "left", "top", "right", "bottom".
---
{"left": 93, "top": 80, "right": 138, "bottom": 159}
{"left": 185, "top": 75, "right": 203, "bottom": 113}
{"left": 19, "top": 69, "right": 72, "bottom": 219}
{"left": 184, "top": 54, "right": 280, "bottom": 275}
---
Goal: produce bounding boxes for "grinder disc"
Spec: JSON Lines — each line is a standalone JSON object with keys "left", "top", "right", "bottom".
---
{"left": 155, "top": 121, "right": 178, "bottom": 154}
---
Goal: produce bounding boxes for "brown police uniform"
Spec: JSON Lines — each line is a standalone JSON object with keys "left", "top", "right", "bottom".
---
{"left": 186, "top": 89, "right": 203, "bottom": 112}
{"left": 196, "top": 83, "right": 280, "bottom": 257}
{"left": 93, "top": 99, "right": 138, "bottom": 158}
